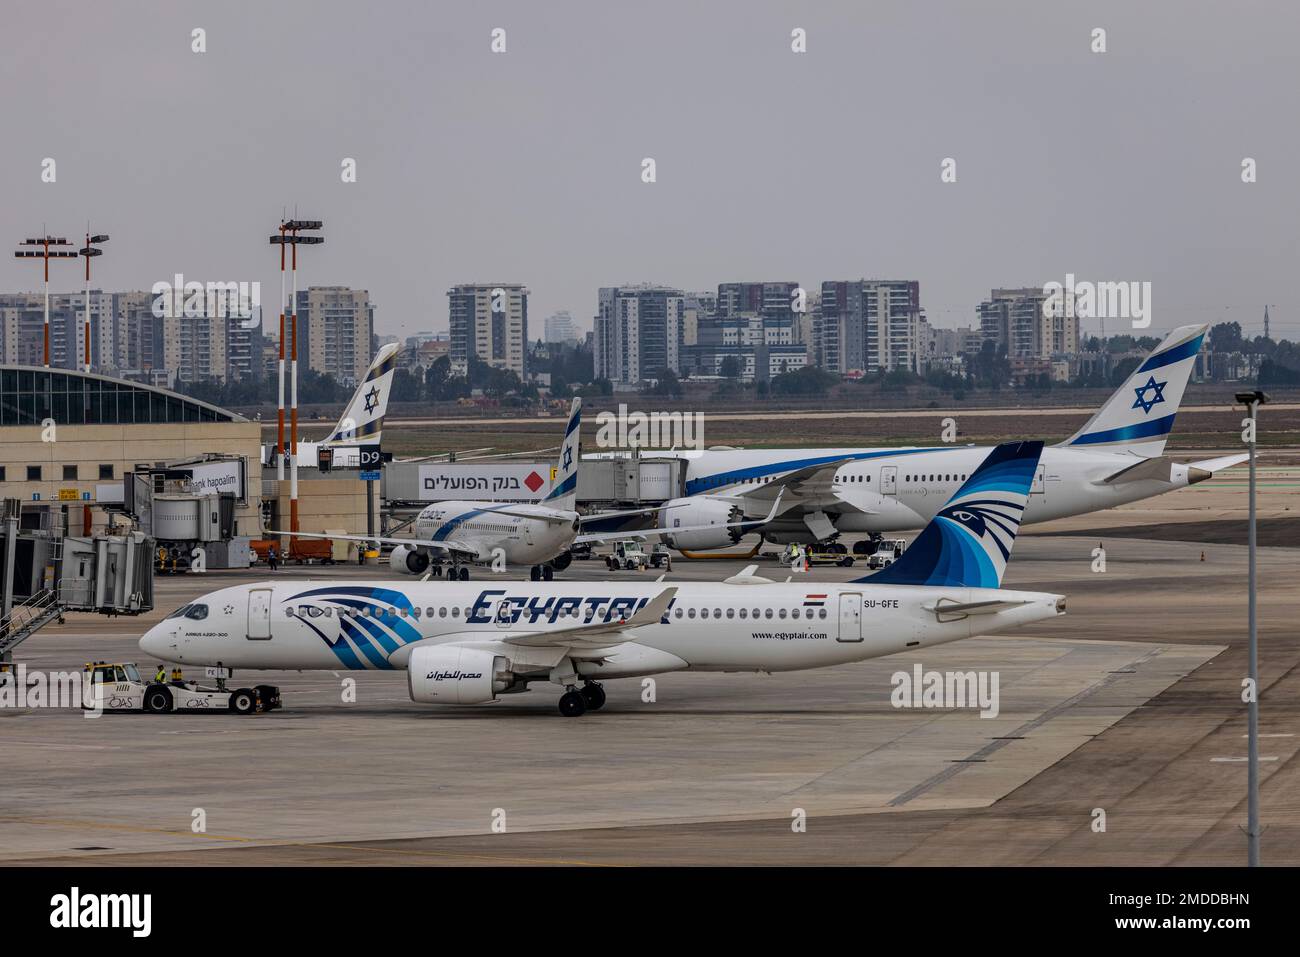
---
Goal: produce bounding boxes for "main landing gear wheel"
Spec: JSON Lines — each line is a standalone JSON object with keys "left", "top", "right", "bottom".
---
{"left": 558, "top": 689, "right": 587, "bottom": 717}
{"left": 580, "top": 682, "right": 606, "bottom": 711}
{"left": 530, "top": 565, "right": 542, "bottom": 582}
{"left": 542, "top": 565, "right": 554, "bottom": 581}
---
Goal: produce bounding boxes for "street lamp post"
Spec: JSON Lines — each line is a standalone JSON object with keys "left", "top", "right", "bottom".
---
{"left": 1235, "top": 388, "right": 1269, "bottom": 867}
{"left": 79, "top": 232, "right": 110, "bottom": 373}
{"left": 14, "top": 235, "right": 79, "bottom": 367}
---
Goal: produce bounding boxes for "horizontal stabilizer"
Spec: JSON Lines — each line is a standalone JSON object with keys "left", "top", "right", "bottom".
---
{"left": 924, "top": 598, "right": 1033, "bottom": 620}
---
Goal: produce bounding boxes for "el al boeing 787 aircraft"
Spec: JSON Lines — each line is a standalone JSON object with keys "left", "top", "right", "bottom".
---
{"left": 588, "top": 324, "right": 1246, "bottom": 551}
{"left": 141, "top": 440, "right": 1064, "bottom": 717}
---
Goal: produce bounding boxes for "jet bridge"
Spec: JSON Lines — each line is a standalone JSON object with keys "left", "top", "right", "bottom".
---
{"left": 0, "top": 500, "right": 154, "bottom": 661}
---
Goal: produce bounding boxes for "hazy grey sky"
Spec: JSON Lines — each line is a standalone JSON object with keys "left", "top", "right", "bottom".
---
{"left": 2, "top": 0, "right": 1296, "bottom": 342}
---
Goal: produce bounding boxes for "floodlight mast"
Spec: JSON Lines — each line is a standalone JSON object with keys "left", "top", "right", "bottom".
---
{"left": 80, "top": 232, "right": 110, "bottom": 373}
{"left": 14, "top": 235, "right": 78, "bottom": 367}
{"left": 269, "top": 219, "right": 324, "bottom": 550}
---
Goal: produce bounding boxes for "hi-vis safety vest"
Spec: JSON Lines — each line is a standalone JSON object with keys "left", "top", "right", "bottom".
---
{"left": 155, "top": 669, "right": 166, "bottom": 682}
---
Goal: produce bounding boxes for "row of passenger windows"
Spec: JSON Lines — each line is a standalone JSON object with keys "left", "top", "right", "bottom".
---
{"left": 705, "top": 471, "right": 971, "bottom": 488}
{"left": 282, "top": 604, "right": 830, "bottom": 622}
{"left": 1, "top": 464, "right": 116, "bottom": 482}
{"left": 674, "top": 606, "right": 827, "bottom": 620}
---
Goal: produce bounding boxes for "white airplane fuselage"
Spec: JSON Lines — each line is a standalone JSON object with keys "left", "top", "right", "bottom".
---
{"left": 140, "top": 579, "right": 1065, "bottom": 677}
{"left": 652, "top": 444, "right": 1218, "bottom": 536}
{"left": 410, "top": 501, "right": 580, "bottom": 565}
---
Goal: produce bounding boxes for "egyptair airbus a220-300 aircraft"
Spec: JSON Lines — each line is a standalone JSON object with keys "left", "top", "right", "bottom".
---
{"left": 141, "top": 440, "right": 1064, "bottom": 717}
{"left": 587, "top": 324, "right": 1247, "bottom": 551}
{"left": 277, "top": 397, "right": 779, "bottom": 581}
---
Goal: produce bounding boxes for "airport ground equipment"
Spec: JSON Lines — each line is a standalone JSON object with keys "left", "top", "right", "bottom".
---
{"left": 861, "top": 538, "right": 903, "bottom": 568}
{"left": 605, "top": 540, "right": 649, "bottom": 571}
{"left": 105, "top": 458, "right": 253, "bottom": 573}
{"left": 83, "top": 661, "right": 279, "bottom": 714}
{"left": 1, "top": 503, "right": 154, "bottom": 661}
{"left": 804, "top": 542, "right": 855, "bottom": 568}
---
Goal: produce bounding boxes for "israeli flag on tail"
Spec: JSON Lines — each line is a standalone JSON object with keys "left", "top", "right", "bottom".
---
{"left": 543, "top": 397, "right": 581, "bottom": 511}
{"left": 859, "top": 440, "right": 1044, "bottom": 589}
{"left": 1059, "top": 324, "right": 1206, "bottom": 458}
{"left": 323, "top": 342, "right": 400, "bottom": 446}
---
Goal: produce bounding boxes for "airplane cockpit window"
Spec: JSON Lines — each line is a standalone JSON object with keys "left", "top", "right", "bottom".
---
{"left": 184, "top": 604, "right": 209, "bottom": 620}
{"left": 166, "top": 604, "right": 192, "bottom": 619}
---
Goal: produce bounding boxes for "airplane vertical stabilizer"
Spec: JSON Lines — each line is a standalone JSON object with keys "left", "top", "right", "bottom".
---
{"left": 1058, "top": 324, "right": 1206, "bottom": 458}
{"left": 543, "top": 397, "right": 581, "bottom": 511}
{"left": 323, "top": 343, "right": 400, "bottom": 446}
{"left": 858, "top": 440, "right": 1044, "bottom": 588}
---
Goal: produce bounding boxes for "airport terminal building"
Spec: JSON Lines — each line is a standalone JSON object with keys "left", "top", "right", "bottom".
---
{"left": 0, "top": 364, "right": 264, "bottom": 535}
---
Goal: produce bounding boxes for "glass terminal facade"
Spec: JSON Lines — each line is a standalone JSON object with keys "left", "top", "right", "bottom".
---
{"left": 0, "top": 367, "right": 243, "bottom": 426}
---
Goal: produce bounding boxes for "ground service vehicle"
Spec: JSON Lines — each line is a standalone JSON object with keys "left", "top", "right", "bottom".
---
{"left": 83, "top": 661, "right": 280, "bottom": 714}
{"left": 606, "top": 540, "right": 649, "bottom": 571}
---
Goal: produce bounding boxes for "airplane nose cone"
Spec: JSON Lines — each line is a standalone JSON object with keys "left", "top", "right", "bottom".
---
{"left": 139, "top": 625, "right": 175, "bottom": 660}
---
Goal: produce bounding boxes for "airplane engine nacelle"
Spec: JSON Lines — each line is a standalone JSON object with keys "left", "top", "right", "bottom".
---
{"left": 390, "top": 544, "right": 429, "bottom": 575}
{"left": 407, "top": 646, "right": 513, "bottom": 705}
{"left": 662, "top": 497, "right": 745, "bottom": 551}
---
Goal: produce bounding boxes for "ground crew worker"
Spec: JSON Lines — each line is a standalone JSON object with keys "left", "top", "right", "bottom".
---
{"left": 787, "top": 542, "right": 799, "bottom": 567}
{"left": 268, "top": 545, "right": 278, "bottom": 571}
{"left": 154, "top": 664, "right": 166, "bottom": 684}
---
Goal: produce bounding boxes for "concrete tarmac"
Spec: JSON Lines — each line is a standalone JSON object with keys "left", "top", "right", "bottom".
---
{"left": 3, "top": 459, "right": 1297, "bottom": 866}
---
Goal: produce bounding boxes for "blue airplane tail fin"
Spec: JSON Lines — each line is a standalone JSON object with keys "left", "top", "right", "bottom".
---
{"left": 857, "top": 440, "right": 1044, "bottom": 589}
{"left": 543, "top": 397, "right": 581, "bottom": 510}
{"left": 1057, "top": 324, "right": 1206, "bottom": 457}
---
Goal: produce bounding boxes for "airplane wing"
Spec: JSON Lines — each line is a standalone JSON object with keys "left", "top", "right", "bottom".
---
{"left": 264, "top": 529, "right": 479, "bottom": 560}
{"left": 739, "top": 457, "right": 859, "bottom": 508}
{"left": 572, "top": 493, "right": 784, "bottom": 546}
{"left": 500, "top": 587, "right": 677, "bottom": 649}
{"left": 578, "top": 502, "right": 691, "bottom": 525}
{"left": 478, "top": 507, "right": 575, "bottom": 525}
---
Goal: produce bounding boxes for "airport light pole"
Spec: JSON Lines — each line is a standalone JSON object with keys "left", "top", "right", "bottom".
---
{"left": 14, "top": 235, "right": 79, "bottom": 367}
{"left": 1235, "top": 388, "right": 1268, "bottom": 867}
{"left": 269, "top": 219, "right": 323, "bottom": 551}
{"left": 79, "top": 232, "right": 109, "bottom": 373}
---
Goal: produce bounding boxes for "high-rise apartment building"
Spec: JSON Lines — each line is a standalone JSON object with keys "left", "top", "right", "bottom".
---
{"left": 593, "top": 285, "right": 685, "bottom": 385}
{"left": 978, "top": 288, "right": 1078, "bottom": 359}
{"left": 543, "top": 310, "right": 579, "bottom": 345}
{"left": 447, "top": 283, "right": 528, "bottom": 377}
{"left": 295, "top": 286, "right": 376, "bottom": 386}
{"left": 816, "top": 280, "right": 923, "bottom": 374}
